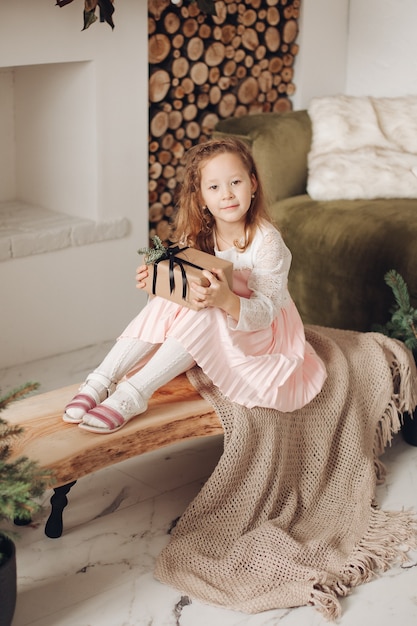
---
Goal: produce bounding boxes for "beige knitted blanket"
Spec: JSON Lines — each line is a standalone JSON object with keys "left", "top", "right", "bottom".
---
{"left": 154, "top": 326, "right": 417, "bottom": 620}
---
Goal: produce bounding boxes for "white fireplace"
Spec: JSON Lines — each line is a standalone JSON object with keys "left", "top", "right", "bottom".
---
{"left": 0, "top": 60, "right": 132, "bottom": 261}
{"left": 0, "top": 0, "right": 149, "bottom": 369}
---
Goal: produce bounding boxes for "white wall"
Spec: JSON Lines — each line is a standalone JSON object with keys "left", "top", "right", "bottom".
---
{"left": 0, "top": 70, "right": 15, "bottom": 200}
{"left": 294, "top": 0, "right": 417, "bottom": 110}
{"left": 346, "top": 0, "right": 417, "bottom": 97}
{"left": 292, "top": 0, "right": 350, "bottom": 109}
{"left": 0, "top": 0, "right": 149, "bottom": 369}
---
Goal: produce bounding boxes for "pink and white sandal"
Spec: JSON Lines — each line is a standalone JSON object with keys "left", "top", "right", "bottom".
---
{"left": 78, "top": 405, "right": 128, "bottom": 434}
{"left": 62, "top": 373, "right": 116, "bottom": 424}
{"left": 78, "top": 381, "right": 147, "bottom": 434}
{"left": 62, "top": 393, "right": 99, "bottom": 423}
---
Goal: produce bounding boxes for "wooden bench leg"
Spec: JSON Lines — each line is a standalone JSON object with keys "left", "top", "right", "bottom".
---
{"left": 44, "top": 481, "right": 77, "bottom": 539}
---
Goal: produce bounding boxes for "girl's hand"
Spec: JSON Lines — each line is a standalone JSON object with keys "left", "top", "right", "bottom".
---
{"left": 136, "top": 264, "right": 149, "bottom": 290}
{"left": 191, "top": 268, "right": 240, "bottom": 321}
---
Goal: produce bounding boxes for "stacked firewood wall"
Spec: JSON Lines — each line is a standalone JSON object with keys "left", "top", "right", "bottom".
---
{"left": 148, "top": 0, "right": 300, "bottom": 242}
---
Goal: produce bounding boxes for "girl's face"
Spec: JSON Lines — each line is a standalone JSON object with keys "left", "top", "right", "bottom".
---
{"left": 199, "top": 152, "right": 257, "bottom": 231}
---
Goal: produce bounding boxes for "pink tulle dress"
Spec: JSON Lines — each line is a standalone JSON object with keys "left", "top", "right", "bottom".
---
{"left": 121, "top": 223, "right": 327, "bottom": 412}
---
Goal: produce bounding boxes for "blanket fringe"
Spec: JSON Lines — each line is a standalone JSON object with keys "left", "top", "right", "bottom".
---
{"left": 311, "top": 507, "right": 417, "bottom": 621}
{"left": 343, "top": 508, "right": 417, "bottom": 581}
{"left": 374, "top": 349, "right": 417, "bottom": 459}
{"left": 309, "top": 588, "right": 342, "bottom": 622}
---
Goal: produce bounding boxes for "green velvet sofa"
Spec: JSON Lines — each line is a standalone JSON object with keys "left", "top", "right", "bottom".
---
{"left": 215, "top": 110, "right": 417, "bottom": 333}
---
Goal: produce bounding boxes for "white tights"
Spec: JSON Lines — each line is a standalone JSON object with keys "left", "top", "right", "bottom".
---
{"left": 125, "top": 336, "right": 195, "bottom": 400}
{"left": 97, "top": 337, "right": 157, "bottom": 383}
{"left": 71, "top": 336, "right": 195, "bottom": 428}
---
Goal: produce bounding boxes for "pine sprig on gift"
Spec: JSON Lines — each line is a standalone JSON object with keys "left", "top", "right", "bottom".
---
{"left": 373, "top": 269, "right": 417, "bottom": 356}
{"left": 137, "top": 235, "right": 167, "bottom": 265}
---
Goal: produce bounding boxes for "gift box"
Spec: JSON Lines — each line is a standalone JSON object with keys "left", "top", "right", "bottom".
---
{"left": 142, "top": 246, "right": 233, "bottom": 310}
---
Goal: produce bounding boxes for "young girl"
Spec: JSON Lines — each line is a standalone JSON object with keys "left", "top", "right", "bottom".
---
{"left": 63, "top": 137, "right": 327, "bottom": 433}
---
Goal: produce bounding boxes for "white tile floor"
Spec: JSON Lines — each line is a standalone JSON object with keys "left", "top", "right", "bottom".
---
{"left": 1, "top": 343, "right": 417, "bottom": 626}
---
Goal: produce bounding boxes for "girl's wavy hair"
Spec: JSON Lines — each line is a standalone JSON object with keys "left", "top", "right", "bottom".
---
{"left": 171, "top": 136, "right": 272, "bottom": 254}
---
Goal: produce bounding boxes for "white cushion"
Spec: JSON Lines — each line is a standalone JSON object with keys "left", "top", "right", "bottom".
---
{"left": 307, "top": 95, "right": 417, "bottom": 200}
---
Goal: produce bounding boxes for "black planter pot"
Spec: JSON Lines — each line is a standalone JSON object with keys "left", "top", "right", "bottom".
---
{"left": 0, "top": 536, "right": 17, "bottom": 626}
{"left": 402, "top": 408, "right": 417, "bottom": 446}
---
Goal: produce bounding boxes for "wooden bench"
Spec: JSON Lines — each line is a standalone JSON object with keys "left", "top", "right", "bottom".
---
{"left": 4, "top": 374, "right": 222, "bottom": 538}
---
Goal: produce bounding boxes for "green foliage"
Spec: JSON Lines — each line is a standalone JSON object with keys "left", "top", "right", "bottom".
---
{"left": 194, "top": 0, "right": 217, "bottom": 15}
{"left": 0, "top": 382, "right": 40, "bottom": 412}
{"left": 373, "top": 270, "right": 417, "bottom": 356}
{"left": 0, "top": 383, "right": 51, "bottom": 564}
{"left": 56, "top": 0, "right": 115, "bottom": 30}
{"left": 56, "top": 0, "right": 216, "bottom": 31}
{"left": 138, "top": 235, "right": 168, "bottom": 265}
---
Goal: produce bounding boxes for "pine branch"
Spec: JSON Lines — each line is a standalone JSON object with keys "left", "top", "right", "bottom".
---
{"left": 385, "top": 269, "right": 412, "bottom": 313}
{"left": 0, "top": 382, "right": 40, "bottom": 412}
{"left": 0, "top": 382, "right": 52, "bottom": 530}
{"left": 0, "top": 454, "right": 51, "bottom": 523}
{"left": 0, "top": 423, "right": 23, "bottom": 461}
{"left": 138, "top": 235, "right": 168, "bottom": 265}
{"left": 374, "top": 270, "right": 417, "bottom": 355}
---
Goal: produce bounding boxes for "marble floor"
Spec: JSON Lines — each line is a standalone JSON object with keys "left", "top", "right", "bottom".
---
{"left": 1, "top": 343, "right": 417, "bottom": 626}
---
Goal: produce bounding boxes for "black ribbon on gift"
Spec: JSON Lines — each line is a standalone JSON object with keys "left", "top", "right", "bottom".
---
{"left": 152, "top": 246, "right": 206, "bottom": 301}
